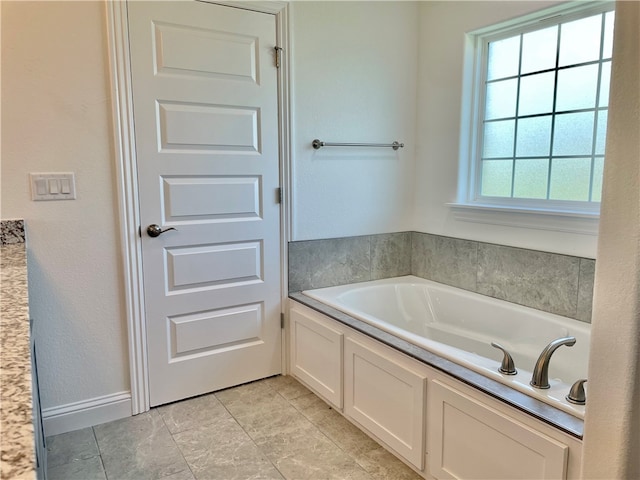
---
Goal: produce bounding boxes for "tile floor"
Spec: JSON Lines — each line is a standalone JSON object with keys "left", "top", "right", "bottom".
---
{"left": 46, "top": 375, "right": 423, "bottom": 480}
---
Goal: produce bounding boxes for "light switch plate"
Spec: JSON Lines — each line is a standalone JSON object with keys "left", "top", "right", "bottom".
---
{"left": 30, "top": 173, "right": 76, "bottom": 201}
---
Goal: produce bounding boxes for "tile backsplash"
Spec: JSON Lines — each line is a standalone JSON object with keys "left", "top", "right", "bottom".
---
{"left": 288, "top": 232, "right": 411, "bottom": 292}
{"left": 289, "top": 231, "right": 595, "bottom": 323}
{"left": 0, "top": 220, "right": 25, "bottom": 245}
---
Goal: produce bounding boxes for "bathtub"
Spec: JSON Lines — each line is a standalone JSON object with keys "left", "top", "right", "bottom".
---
{"left": 302, "top": 275, "right": 590, "bottom": 419}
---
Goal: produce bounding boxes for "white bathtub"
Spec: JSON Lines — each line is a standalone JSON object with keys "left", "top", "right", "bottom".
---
{"left": 302, "top": 275, "right": 590, "bottom": 418}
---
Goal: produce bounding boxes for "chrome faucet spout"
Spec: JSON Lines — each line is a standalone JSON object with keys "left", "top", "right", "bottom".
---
{"left": 530, "top": 336, "right": 576, "bottom": 389}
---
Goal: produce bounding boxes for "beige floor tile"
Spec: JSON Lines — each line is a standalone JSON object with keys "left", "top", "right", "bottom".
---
{"left": 237, "top": 401, "right": 316, "bottom": 443}
{"left": 216, "top": 380, "right": 290, "bottom": 422}
{"left": 263, "top": 375, "right": 311, "bottom": 400}
{"left": 270, "top": 435, "right": 373, "bottom": 480}
{"left": 288, "top": 391, "right": 336, "bottom": 423}
{"left": 251, "top": 416, "right": 327, "bottom": 459}
{"left": 46, "top": 456, "right": 106, "bottom": 480}
{"left": 158, "top": 392, "right": 231, "bottom": 434}
{"left": 161, "top": 469, "right": 197, "bottom": 480}
{"left": 94, "top": 410, "right": 190, "bottom": 480}
{"left": 355, "top": 445, "right": 423, "bottom": 480}
{"left": 46, "top": 427, "right": 100, "bottom": 468}
{"left": 314, "top": 409, "right": 381, "bottom": 457}
{"left": 173, "top": 415, "right": 283, "bottom": 480}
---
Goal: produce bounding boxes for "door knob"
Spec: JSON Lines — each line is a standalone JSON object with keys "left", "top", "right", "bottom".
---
{"left": 147, "top": 224, "right": 177, "bottom": 237}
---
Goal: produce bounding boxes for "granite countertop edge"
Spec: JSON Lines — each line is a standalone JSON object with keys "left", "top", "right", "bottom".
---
{"left": 1, "top": 238, "right": 36, "bottom": 479}
{"left": 289, "top": 291, "right": 584, "bottom": 440}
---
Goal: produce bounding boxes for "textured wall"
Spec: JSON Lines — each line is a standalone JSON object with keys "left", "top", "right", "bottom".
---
{"left": 1, "top": 2, "right": 130, "bottom": 409}
{"left": 582, "top": 1, "right": 640, "bottom": 476}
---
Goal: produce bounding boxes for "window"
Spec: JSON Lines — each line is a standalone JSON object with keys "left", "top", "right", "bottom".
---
{"left": 460, "top": 2, "right": 614, "bottom": 216}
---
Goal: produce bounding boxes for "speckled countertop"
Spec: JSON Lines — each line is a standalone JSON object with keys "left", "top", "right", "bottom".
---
{"left": 1, "top": 220, "right": 36, "bottom": 479}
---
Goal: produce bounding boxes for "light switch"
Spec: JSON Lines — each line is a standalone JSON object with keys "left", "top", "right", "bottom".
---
{"left": 48, "top": 179, "right": 60, "bottom": 194}
{"left": 60, "top": 178, "right": 71, "bottom": 194}
{"left": 36, "top": 179, "right": 47, "bottom": 195}
{"left": 30, "top": 173, "right": 76, "bottom": 201}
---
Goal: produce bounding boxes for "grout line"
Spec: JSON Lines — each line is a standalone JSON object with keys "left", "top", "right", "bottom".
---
{"left": 156, "top": 407, "right": 198, "bottom": 480}
{"left": 215, "top": 380, "right": 288, "bottom": 480}
{"left": 91, "top": 427, "right": 109, "bottom": 480}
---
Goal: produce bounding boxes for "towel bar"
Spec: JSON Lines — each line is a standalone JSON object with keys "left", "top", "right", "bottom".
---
{"left": 312, "top": 139, "right": 404, "bottom": 151}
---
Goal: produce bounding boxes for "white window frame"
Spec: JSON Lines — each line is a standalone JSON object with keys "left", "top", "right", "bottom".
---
{"left": 451, "top": 0, "right": 614, "bottom": 235}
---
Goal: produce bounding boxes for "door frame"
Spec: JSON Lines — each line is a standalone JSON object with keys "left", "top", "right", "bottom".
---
{"left": 105, "top": 0, "right": 292, "bottom": 415}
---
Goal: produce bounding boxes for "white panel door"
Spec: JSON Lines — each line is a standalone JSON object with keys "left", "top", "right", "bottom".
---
{"left": 127, "top": 1, "right": 282, "bottom": 407}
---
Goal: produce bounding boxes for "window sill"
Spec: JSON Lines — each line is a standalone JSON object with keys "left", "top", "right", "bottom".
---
{"left": 447, "top": 203, "right": 599, "bottom": 235}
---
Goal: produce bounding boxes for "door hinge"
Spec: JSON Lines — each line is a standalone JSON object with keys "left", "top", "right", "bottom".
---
{"left": 280, "top": 312, "right": 285, "bottom": 329}
{"left": 274, "top": 46, "right": 283, "bottom": 68}
{"left": 276, "top": 187, "right": 282, "bottom": 204}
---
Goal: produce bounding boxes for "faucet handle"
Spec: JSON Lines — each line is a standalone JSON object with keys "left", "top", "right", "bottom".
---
{"left": 491, "top": 342, "right": 517, "bottom": 375}
{"left": 566, "top": 379, "right": 587, "bottom": 405}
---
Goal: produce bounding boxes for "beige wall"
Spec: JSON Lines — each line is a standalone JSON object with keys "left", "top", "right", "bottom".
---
{"left": 1, "top": 2, "right": 130, "bottom": 409}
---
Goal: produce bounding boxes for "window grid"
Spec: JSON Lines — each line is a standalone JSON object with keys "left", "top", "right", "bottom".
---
{"left": 478, "top": 9, "right": 612, "bottom": 204}
{"left": 508, "top": 31, "right": 525, "bottom": 198}
{"left": 588, "top": 13, "right": 608, "bottom": 201}
{"left": 546, "top": 21, "right": 562, "bottom": 201}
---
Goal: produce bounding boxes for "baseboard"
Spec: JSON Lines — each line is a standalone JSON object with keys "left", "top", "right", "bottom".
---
{"left": 42, "top": 391, "right": 132, "bottom": 436}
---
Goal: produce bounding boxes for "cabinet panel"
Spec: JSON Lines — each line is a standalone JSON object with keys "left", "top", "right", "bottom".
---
{"left": 429, "top": 380, "right": 568, "bottom": 480}
{"left": 290, "top": 304, "right": 343, "bottom": 408}
{"left": 344, "top": 336, "right": 426, "bottom": 470}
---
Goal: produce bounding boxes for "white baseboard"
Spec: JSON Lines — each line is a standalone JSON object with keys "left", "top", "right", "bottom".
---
{"left": 42, "top": 391, "right": 132, "bottom": 437}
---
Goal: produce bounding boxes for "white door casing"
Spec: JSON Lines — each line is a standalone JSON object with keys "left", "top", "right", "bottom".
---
{"left": 110, "top": 0, "right": 289, "bottom": 409}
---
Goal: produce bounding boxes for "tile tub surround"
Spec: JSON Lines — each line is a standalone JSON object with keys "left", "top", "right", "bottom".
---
{"left": 288, "top": 232, "right": 411, "bottom": 292}
{"left": 1, "top": 219, "right": 26, "bottom": 245}
{"left": 289, "top": 231, "right": 595, "bottom": 322}
{"left": 0, "top": 242, "right": 36, "bottom": 479}
{"left": 412, "top": 232, "right": 595, "bottom": 322}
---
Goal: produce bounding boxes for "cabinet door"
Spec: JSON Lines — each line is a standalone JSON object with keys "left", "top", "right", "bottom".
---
{"left": 290, "top": 303, "right": 343, "bottom": 408}
{"left": 429, "top": 380, "right": 568, "bottom": 480}
{"left": 344, "top": 336, "right": 426, "bottom": 470}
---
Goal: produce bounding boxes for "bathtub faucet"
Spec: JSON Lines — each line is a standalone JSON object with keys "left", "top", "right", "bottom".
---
{"left": 530, "top": 336, "right": 576, "bottom": 389}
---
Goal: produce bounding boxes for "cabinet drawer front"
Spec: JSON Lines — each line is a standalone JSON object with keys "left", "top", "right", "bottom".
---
{"left": 344, "top": 337, "right": 426, "bottom": 470}
{"left": 290, "top": 304, "right": 343, "bottom": 408}
{"left": 429, "top": 380, "right": 568, "bottom": 480}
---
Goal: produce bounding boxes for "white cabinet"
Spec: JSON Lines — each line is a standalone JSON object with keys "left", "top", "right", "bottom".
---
{"left": 429, "top": 380, "right": 569, "bottom": 480}
{"left": 344, "top": 336, "right": 427, "bottom": 470}
{"left": 287, "top": 300, "right": 582, "bottom": 480}
{"left": 290, "top": 303, "right": 343, "bottom": 408}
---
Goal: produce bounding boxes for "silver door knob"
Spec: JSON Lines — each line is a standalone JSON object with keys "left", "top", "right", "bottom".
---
{"left": 147, "top": 224, "right": 177, "bottom": 237}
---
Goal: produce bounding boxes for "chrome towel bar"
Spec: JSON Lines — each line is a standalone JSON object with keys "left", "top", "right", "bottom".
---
{"left": 312, "top": 139, "right": 404, "bottom": 151}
